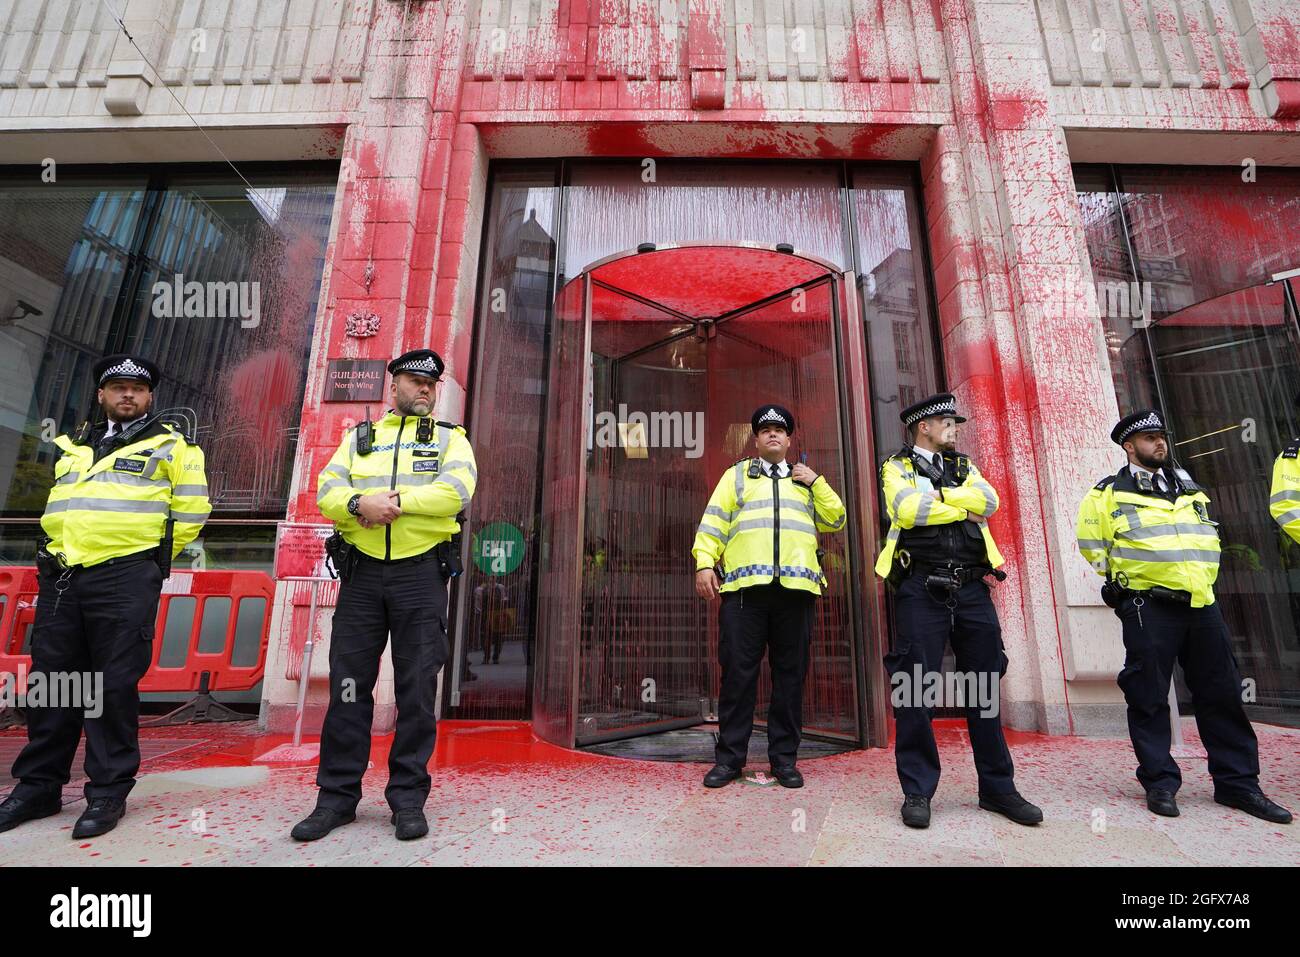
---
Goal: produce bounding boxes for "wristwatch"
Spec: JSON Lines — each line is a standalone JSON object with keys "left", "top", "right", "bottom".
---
{"left": 347, "top": 493, "right": 362, "bottom": 516}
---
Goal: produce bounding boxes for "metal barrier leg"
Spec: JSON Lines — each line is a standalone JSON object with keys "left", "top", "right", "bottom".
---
{"left": 140, "top": 671, "right": 254, "bottom": 727}
{"left": 291, "top": 581, "right": 318, "bottom": 748}
{"left": 253, "top": 580, "right": 322, "bottom": 764}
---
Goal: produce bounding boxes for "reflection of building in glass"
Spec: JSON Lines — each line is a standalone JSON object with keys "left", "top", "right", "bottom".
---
{"left": 0, "top": 186, "right": 146, "bottom": 513}
{"left": 863, "top": 247, "right": 925, "bottom": 417}
{"left": 0, "top": 178, "right": 335, "bottom": 519}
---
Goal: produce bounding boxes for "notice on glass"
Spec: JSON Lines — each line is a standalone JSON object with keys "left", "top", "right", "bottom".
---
{"left": 274, "top": 523, "right": 335, "bottom": 580}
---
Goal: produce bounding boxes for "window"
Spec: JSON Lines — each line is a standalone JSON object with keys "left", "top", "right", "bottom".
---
{"left": 0, "top": 164, "right": 336, "bottom": 569}
{"left": 1075, "top": 164, "right": 1300, "bottom": 727}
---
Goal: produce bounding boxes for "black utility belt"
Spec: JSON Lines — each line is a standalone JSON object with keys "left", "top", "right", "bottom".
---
{"left": 37, "top": 550, "right": 158, "bottom": 575}
{"left": 1129, "top": 585, "right": 1192, "bottom": 605}
{"left": 909, "top": 562, "right": 1004, "bottom": 585}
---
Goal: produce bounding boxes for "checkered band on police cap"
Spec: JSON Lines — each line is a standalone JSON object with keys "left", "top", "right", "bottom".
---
{"left": 387, "top": 349, "right": 445, "bottom": 380}
{"left": 1111, "top": 409, "right": 1166, "bottom": 445}
{"left": 901, "top": 393, "right": 963, "bottom": 428}
{"left": 751, "top": 404, "right": 794, "bottom": 435}
{"left": 96, "top": 356, "right": 155, "bottom": 386}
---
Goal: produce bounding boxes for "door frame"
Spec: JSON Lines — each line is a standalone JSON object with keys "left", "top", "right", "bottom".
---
{"left": 532, "top": 242, "right": 889, "bottom": 750}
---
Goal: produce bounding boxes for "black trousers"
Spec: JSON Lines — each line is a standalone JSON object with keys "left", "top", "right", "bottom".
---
{"left": 1115, "top": 595, "right": 1259, "bottom": 797}
{"left": 885, "top": 573, "right": 1017, "bottom": 798}
{"left": 715, "top": 582, "right": 815, "bottom": 770}
{"left": 315, "top": 554, "right": 449, "bottom": 814}
{"left": 11, "top": 558, "right": 161, "bottom": 802}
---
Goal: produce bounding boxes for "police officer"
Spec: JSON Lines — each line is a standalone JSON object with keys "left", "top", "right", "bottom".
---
{"left": 0, "top": 355, "right": 210, "bottom": 838}
{"left": 692, "top": 405, "right": 846, "bottom": 789}
{"left": 877, "top": 393, "right": 1041, "bottom": 829}
{"left": 1077, "top": 410, "right": 1291, "bottom": 822}
{"left": 1269, "top": 398, "right": 1300, "bottom": 544}
{"left": 292, "top": 349, "right": 478, "bottom": 842}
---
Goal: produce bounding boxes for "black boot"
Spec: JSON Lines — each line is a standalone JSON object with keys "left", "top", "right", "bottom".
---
{"left": 901, "top": 794, "right": 931, "bottom": 828}
{"left": 978, "top": 790, "right": 1043, "bottom": 826}
{"left": 392, "top": 807, "right": 429, "bottom": 841}
{"left": 290, "top": 806, "right": 357, "bottom": 842}
{"left": 0, "top": 793, "right": 62, "bottom": 834}
{"left": 1146, "top": 789, "right": 1179, "bottom": 817}
{"left": 770, "top": 765, "right": 804, "bottom": 788}
{"left": 703, "top": 764, "right": 743, "bottom": 788}
{"left": 72, "top": 797, "right": 125, "bottom": 839}
{"left": 1215, "top": 791, "right": 1292, "bottom": 824}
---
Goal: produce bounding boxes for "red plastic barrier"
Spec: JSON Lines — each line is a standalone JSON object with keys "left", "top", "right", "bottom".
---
{"left": 0, "top": 566, "right": 272, "bottom": 694}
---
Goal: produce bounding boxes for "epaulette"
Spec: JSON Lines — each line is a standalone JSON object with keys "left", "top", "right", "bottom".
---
{"left": 1282, "top": 439, "right": 1300, "bottom": 460}
{"left": 881, "top": 447, "right": 911, "bottom": 468}
{"left": 436, "top": 420, "right": 465, "bottom": 435}
{"left": 1093, "top": 475, "right": 1116, "bottom": 491}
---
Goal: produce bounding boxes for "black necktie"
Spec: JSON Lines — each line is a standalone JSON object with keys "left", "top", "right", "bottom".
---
{"left": 1152, "top": 473, "right": 1166, "bottom": 495}
{"left": 95, "top": 427, "right": 116, "bottom": 460}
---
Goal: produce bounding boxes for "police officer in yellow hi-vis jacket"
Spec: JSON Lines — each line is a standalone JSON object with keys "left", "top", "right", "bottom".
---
{"left": 692, "top": 404, "right": 845, "bottom": 789}
{"left": 1269, "top": 408, "right": 1300, "bottom": 545}
{"left": 0, "top": 355, "right": 210, "bottom": 839}
{"left": 1077, "top": 409, "right": 1290, "bottom": 823}
{"left": 292, "top": 349, "right": 478, "bottom": 842}
{"left": 877, "top": 393, "right": 1041, "bottom": 830}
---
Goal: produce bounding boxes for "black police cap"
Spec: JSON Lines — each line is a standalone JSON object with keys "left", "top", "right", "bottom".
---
{"left": 1111, "top": 409, "right": 1168, "bottom": 445}
{"left": 900, "top": 392, "right": 965, "bottom": 428}
{"left": 388, "top": 349, "right": 445, "bottom": 381}
{"left": 751, "top": 404, "right": 795, "bottom": 435}
{"left": 93, "top": 354, "right": 160, "bottom": 390}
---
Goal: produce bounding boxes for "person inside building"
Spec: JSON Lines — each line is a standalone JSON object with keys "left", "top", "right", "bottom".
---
{"left": 473, "top": 579, "right": 510, "bottom": 665}
{"left": 876, "top": 393, "right": 1042, "bottom": 829}
{"left": 692, "top": 404, "right": 846, "bottom": 789}
{"left": 0, "top": 355, "right": 211, "bottom": 839}
{"left": 292, "top": 348, "right": 478, "bottom": 842}
{"left": 1076, "top": 410, "right": 1292, "bottom": 823}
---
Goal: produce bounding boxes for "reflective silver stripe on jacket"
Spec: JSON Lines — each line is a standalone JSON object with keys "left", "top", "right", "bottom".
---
{"left": 144, "top": 438, "right": 178, "bottom": 479}
{"left": 1109, "top": 547, "right": 1220, "bottom": 564}
{"left": 1114, "top": 503, "right": 1142, "bottom": 528}
{"left": 1116, "top": 523, "right": 1218, "bottom": 541}
{"left": 730, "top": 517, "right": 818, "bottom": 537}
{"left": 439, "top": 473, "right": 472, "bottom": 510}
{"left": 45, "top": 498, "right": 171, "bottom": 514}
{"left": 1275, "top": 507, "right": 1300, "bottom": 527}
{"left": 695, "top": 522, "right": 724, "bottom": 542}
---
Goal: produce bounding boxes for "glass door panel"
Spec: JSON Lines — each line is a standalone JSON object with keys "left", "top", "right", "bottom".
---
{"left": 531, "top": 274, "right": 589, "bottom": 746}
{"left": 1156, "top": 279, "right": 1300, "bottom": 725}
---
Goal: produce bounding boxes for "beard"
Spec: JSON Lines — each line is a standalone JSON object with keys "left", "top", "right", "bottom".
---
{"left": 396, "top": 397, "right": 432, "bottom": 417}
{"left": 1134, "top": 447, "right": 1169, "bottom": 471}
{"left": 102, "top": 399, "right": 150, "bottom": 424}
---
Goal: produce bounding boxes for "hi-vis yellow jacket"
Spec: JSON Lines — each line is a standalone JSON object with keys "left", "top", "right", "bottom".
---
{"left": 43, "top": 418, "right": 210, "bottom": 567}
{"left": 873, "top": 448, "right": 1003, "bottom": 578}
{"left": 1269, "top": 440, "right": 1300, "bottom": 544}
{"left": 691, "top": 459, "right": 846, "bottom": 595}
{"left": 1075, "top": 466, "right": 1221, "bottom": 607}
{"left": 317, "top": 411, "right": 477, "bottom": 560}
